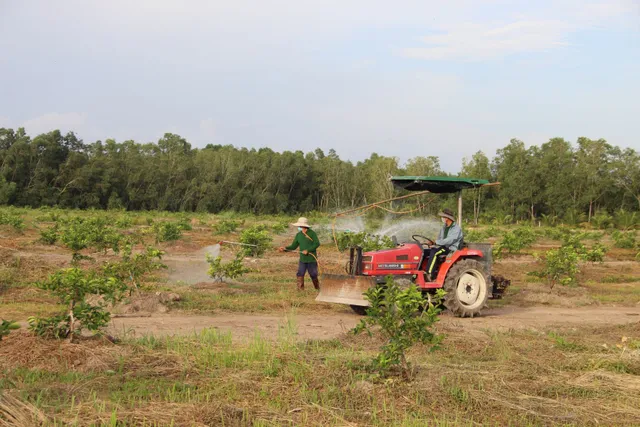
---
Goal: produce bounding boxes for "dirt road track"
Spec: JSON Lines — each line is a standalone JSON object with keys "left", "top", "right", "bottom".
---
{"left": 110, "top": 306, "right": 640, "bottom": 341}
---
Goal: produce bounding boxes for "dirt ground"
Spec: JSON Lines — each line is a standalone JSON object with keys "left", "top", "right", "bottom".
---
{"left": 4, "top": 227, "right": 640, "bottom": 344}
{"left": 110, "top": 305, "right": 640, "bottom": 342}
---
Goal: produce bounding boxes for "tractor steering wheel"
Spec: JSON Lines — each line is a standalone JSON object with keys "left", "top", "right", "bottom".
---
{"left": 411, "top": 234, "right": 435, "bottom": 247}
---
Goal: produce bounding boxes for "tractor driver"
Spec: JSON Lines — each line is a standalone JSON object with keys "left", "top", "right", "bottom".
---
{"left": 425, "top": 208, "right": 464, "bottom": 281}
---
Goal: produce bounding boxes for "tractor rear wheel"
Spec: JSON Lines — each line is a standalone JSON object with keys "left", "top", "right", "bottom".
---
{"left": 443, "top": 259, "right": 490, "bottom": 318}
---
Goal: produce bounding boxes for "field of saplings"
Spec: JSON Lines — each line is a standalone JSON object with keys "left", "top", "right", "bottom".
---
{"left": 0, "top": 206, "right": 639, "bottom": 426}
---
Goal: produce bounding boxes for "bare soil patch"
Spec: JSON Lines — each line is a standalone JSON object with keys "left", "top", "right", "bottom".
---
{"left": 109, "top": 305, "right": 640, "bottom": 341}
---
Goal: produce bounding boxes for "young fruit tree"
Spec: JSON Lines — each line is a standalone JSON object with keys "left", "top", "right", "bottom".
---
{"left": 206, "top": 253, "right": 250, "bottom": 282}
{"left": 30, "top": 268, "right": 127, "bottom": 341}
{"left": 239, "top": 225, "right": 273, "bottom": 257}
{"left": 530, "top": 233, "right": 606, "bottom": 288}
{"left": 103, "top": 244, "right": 166, "bottom": 294}
{"left": 353, "top": 278, "right": 445, "bottom": 379}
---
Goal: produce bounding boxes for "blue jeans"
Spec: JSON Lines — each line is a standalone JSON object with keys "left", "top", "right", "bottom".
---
{"left": 297, "top": 262, "right": 319, "bottom": 279}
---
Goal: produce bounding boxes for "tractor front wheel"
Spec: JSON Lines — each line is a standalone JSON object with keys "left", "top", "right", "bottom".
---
{"left": 443, "top": 259, "right": 490, "bottom": 318}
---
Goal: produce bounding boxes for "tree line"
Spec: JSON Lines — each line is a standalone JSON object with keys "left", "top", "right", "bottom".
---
{"left": 0, "top": 127, "right": 638, "bottom": 224}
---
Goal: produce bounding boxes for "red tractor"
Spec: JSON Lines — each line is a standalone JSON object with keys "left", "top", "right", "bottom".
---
{"left": 316, "top": 176, "right": 509, "bottom": 318}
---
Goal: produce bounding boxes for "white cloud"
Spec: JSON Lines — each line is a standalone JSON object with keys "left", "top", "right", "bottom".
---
{"left": 21, "top": 112, "right": 88, "bottom": 136}
{"left": 400, "top": 0, "right": 638, "bottom": 61}
{"left": 402, "top": 20, "right": 573, "bottom": 61}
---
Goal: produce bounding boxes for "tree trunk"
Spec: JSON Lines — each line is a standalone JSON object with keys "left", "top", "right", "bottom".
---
{"left": 473, "top": 198, "right": 477, "bottom": 225}
{"left": 475, "top": 188, "right": 482, "bottom": 225}
{"left": 530, "top": 204, "right": 535, "bottom": 222}
{"left": 588, "top": 200, "right": 593, "bottom": 223}
{"left": 68, "top": 299, "right": 75, "bottom": 343}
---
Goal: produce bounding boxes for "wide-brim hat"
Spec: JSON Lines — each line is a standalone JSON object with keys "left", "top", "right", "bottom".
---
{"left": 438, "top": 208, "right": 455, "bottom": 222}
{"left": 292, "top": 217, "right": 311, "bottom": 228}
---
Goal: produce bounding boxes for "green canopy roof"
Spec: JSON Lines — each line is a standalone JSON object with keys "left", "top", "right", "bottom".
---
{"left": 390, "top": 176, "right": 491, "bottom": 193}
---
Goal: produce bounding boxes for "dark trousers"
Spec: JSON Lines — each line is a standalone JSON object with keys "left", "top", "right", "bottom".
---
{"left": 425, "top": 246, "right": 450, "bottom": 277}
{"left": 297, "top": 262, "right": 319, "bottom": 279}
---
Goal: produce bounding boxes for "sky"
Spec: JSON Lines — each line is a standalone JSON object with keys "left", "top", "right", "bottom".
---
{"left": 1, "top": 0, "right": 639, "bottom": 172}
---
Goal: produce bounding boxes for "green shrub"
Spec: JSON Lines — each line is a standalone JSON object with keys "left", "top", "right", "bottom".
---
{"left": 542, "top": 227, "right": 571, "bottom": 241}
{"left": 530, "top": 234, "right": 606, "bottom": 288}
{"left": 591, "top": 211, "right": 613, "bottom": 229}
{"left": 494, "top": 227, "right": 537, "bottom": 258}
{"left": 0, "top": 209, "right": 24, "bottom": 231}
{"left": 153, "top": 222, "right": 183, "bottom": 243}
{"left": 582, "top": 246, "right": 606, "bottom": 263}
{"left": 115, "top": 216, "right": 133, "bottom": 229}
{"left": 463, "top": 229, "right": 483, "bottom": 242}
{"left": 31, "top": 268, "right": 127, "bottom": 340}
{"left": 206, "top": 254, "right": 250, "bottom": 282}
{"left": 540, "top": 213, "right": 559, "bottom": 226}
{"left": 336, "top": 231, "right": 394, "bottom": 252}
{"left": 59, "top": 216, "right": 123, "bottom": 262}
{"left": 613, "top": 209, "right": 638, "bottom": 230}
{"left": 239, "top": 225, "right": 273, "bottom": 257}
{"left": 103, "top": 244, "right": 166, "bottom": 293}
{"left": 271, "top": 220, "right": 289, "bottom": 234}
{"left": 88, "top": 217, "right": 123, "bottom": 254}
{"left": 612, "top": 231, "right": 636, "bottom": 249}
{"left": 353, "top": 279, "right": 444, "bottom": 379}
{"left": 39, "top": 225, "right": 59, "bottom": 245}
{"left": 176, "top": 217, "right": 193, "bottom": 231}
{"left": 214, "top": 219, "right": 241, "bottom": 234}
{"left": 0, "top": 319, "right": 19, "bottom": 341}
{"left": 530, "top": 246, "right": 581, "bottom": 288}
{"left": 465, "top": 226, "right": 504, "bottom": 242}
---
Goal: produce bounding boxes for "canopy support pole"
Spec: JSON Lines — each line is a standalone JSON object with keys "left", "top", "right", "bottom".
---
{"left": 457, "top": 191, "right": 463, "bottom": 224}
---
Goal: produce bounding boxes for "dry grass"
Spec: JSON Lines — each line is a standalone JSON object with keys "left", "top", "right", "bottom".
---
{"left": 0, "top": 333, "right": 126, "bottom": 373}
{"left": 1, "top": 319, "right": 639, "bottom": 426}
{"left": 1, "top": 212, "right": 640, "bottom": 425}
{"left": 0, "top": 392, "right": 48, "bottom": 427}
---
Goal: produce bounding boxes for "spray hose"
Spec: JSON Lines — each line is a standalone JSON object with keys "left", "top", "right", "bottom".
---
{"left": 330, "top": 192, "right": 438, "bottom": 252}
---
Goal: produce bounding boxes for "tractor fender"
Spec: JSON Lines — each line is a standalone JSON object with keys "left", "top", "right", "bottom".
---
{"left": 435, "top": 249, "right": 484, "bottom": 283}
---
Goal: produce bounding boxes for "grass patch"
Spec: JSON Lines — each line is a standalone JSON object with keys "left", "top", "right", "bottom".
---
{"left": 600, "top": 275, "right": 640, "bottom": 284}
{"left": 2, "top": 212, "right": 640, "bottom": 425}
{"left": 2, "top": 316, "right": 640, "bottom": 425}
{"left": 548, "top": 331, "right": 585, "bottom": 352}
{"left": 583, "top": 281, "right": 640, "bottom": 304}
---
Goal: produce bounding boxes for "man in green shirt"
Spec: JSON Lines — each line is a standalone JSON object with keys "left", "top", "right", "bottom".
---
{"left": 278, "top": 217, "right": 321, "bottom": 290}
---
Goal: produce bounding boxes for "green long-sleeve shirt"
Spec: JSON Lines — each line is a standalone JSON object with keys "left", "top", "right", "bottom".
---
{"left": 286, "top": 229, "right": 320, "bottom": 263}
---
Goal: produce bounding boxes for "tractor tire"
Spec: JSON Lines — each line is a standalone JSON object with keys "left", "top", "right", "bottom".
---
{"left": 350, "top": 305, "right": 368, "bottom": 316}
{"left": 443, "top": 259, "right": 490, "bottom": 318}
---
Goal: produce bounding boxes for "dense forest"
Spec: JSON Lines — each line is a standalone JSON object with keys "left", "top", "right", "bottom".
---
{"left": 0, "top": 127, "right": 638, "bottom": 224}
